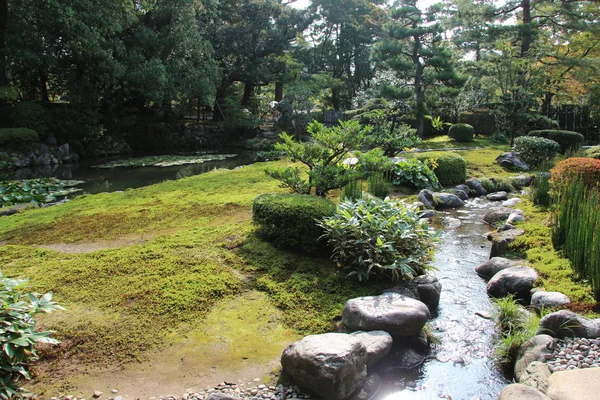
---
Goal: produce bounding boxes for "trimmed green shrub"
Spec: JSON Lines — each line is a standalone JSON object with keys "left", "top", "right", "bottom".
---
{"left": 392, "top": 159, "right": 440, "bottom": 190}
{"left": 0, "top": 128, "right": 39, "bottom": 149}
{"left": 0, "top": 273, "right": 63, "bottom": 398}
{"left": 416, "top": 152, "right": 467, "bottom": 186}
{"left": 9, "top": 102, "right": 52, "bottom": 141}
{"left": 318, "top": 198, "right": 440, "bottom": 281}
{"left": 584, "top": 146, "right": 600, "bottom": 159}
{"left": 448, "top": 123, "right": 474, "bottom": 142}
{"left": 513, "top": 136, "right": 560, "bottom": 168}
{"left": 442, "top": 122, "right": 453, "bottom": 135}
{"left": 528, "top": 130, "right": 584, "bottom": 153}
{"left": 459, "top": 109, "right": 495, "bottom": 135}
{"left": 252, "top": 193, "right": 336, "bottom": 253}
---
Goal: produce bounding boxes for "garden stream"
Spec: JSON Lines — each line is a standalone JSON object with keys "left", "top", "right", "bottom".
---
{"left": 375, "top": 198, "right": 509, "bottom": 400}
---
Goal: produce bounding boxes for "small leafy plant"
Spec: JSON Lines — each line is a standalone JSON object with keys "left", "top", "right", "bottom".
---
{"left": 318, "top": 198, "right": 440, "bottom": 282}
{"left": 0, "top": 273, "right": 64, "bottom": 398}
{"left": 513, "top": 136, "right": 560, "bottom": 168}
{"left": 392, "top": 159, "right": 441, "bottom": 190}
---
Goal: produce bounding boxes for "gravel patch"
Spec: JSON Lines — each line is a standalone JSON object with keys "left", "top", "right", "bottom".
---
{"left": 546, "top": 337, "right": 600, "bottom": 372}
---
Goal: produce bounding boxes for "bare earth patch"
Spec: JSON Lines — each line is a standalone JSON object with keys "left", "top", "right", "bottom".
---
{"left": 30, "top": 291, "right": 299, "bottom": 398}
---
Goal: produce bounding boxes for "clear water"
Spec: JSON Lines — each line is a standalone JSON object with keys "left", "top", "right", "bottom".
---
{"left": 0, "top": 151, "right": 255, "bottom": 196}
{"left": 375, "top": 198, "right": 508, "bottom": 400}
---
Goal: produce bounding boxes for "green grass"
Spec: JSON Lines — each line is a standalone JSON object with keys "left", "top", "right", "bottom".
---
{"left": 420, "top": 135, "right": 508, "bottom": 150}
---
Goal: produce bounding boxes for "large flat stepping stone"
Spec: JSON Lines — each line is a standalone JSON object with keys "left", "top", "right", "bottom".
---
{"left": 487, "top": 266, "right": 538, "bottom": 302}
{"left": 475, "top": 257, "right": 519, "bottom": 280}
{"left": 384, "top": 274, "right": 442, "bottom": 312}
{"left": 281, "top": 333, "right": 367, "bottom": 400}
{"left": 538, "top": 310, "right": 600, "bottom": 338}
{"left": 350, "top": 331, "right": 393, "bottom": 367}
{"left": 342, "top": 293, "right": 430, "bottom": 338}
{"left": 499, "top": 384, "right": 551, "bottom": 400}
{"left": 547, "top": 368, "right": 600, "bottom": 400}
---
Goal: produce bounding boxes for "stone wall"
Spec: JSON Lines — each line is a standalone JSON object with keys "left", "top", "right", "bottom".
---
{"left": 0, "top": 143, "right": 79, "bottom": 171}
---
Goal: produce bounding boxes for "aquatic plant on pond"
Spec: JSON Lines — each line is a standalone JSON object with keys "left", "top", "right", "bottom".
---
{"left": 318, "top": 198, "right": 440, "bottom": 282}
{"left": 0, "top": 178, "right": 83, "bottom": 207}
{"left": 93, "top": 153, "right": 238, "bottom": 168}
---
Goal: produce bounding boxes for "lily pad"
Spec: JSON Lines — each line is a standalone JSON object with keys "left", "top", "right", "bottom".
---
{"left": 92, "top": 154, "right": 238, "bottom": 169}
{"left": 0, "top": 178, "right": 84, "bottom": 208}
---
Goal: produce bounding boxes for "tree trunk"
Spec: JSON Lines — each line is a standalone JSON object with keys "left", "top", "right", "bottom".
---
{"left": 520, "top": 0, "right": 532, "bottom": 57}
{"left": 212, "top": 85, "right": 227, "bottom": 121}
{"left": 0, "top": 0, "right": 7, "bottom": 89}
{"left": 331, "top": 86, "right": 341, "bottom": 111}
{"left": 542, "top": 92, "right": 554, "bottom": 115}
{"left": 275, "top": 81, "right": 283, "bottom": 102}
{"left": 40, "top": 69, "right": 49, "bottom": 103}
{"left": 413, "top": 34, "right": 425, "bottom": 137}
{"left": 240, "top": 81, "right": 254, "bottom": 107}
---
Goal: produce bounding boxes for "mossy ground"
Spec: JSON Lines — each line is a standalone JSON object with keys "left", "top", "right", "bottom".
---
{"left": 0, "top": 161, "right": 380, "bottom": 396}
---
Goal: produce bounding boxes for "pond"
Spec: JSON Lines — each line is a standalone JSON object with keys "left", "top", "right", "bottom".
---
{"left": 375, "top": 198, "right": 509, "bottom": 400}
{"left": 0, "top": 151, "right": 255, "bottom": 196}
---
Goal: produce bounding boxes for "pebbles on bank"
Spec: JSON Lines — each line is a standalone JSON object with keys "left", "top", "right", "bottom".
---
{"left": 547, "top": 337, "right": 600, "bottom": 372}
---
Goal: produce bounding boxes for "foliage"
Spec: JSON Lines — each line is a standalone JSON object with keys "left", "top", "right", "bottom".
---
{"left": 0, "top": 273, "right": 63, "bottom": 398}
{"left": 513, "top": 136, "right": 560, "bottom": 168}
{"left": 583, "top": 146, "right": 600, "bottom": 159}
{"left": 551, "top": 178, "right": 600, "bottom": 300}
{"left": 253, "top": 150, "right": 285, "bottom": 162}
{"left": 416, "top": 152, "right": 467, "bottom": 186}
{"left": 252, "top": 193, "right": 336, "bottom": 253}
{"left": 392, "top": 159, "right": 441, "bottom": 190}
{"left": 550, "top": 158, "right": 600, "bottom": 190}
{"left": 448, "top": 123, "right": 474, "bottom": 142}
{"left": 458, "top": 110, "right": 495, "bottom": 136}
{"left": 318, "top": 198, "right": 439, "bottom": 282}
{"left": 358, "top": 109, "right": 421, "bottom": 156}
{"left": 367, "top": 173, "right": 392, "bottom": 199}
{"left": 340, "top": 180, "right": 363, "bottom": 202}
{"left": 0, "top": 179, "right": 83, "bottom": 207}
{"left": 0, "top": 128, "right": 39, "bottom": 149}
{"left": 532, "top": 173, "right": 552, "bottom": 207}
{"left": 430, "top": 116, "right": 444, "bottom": 134}
{"left": 265, "top": 120, "right": 390, "bottom": 196}
{"left": 8, "top": 102, "right": 52, "bottom": 141}
{"left": 93, "top": 154, "right": 237, "bottom": 169}
{"left": 528, "top": 130, "right": 585, "bottom": 154}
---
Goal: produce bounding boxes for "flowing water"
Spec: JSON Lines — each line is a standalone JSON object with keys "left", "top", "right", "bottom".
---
{"left": 375, "top": 198, "right": 509, "bottom": 400}
{"left": 0, "top": 151, "right": 254, "bottom": 196}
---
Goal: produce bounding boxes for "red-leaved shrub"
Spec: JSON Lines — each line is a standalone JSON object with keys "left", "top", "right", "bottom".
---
{"left": 551, "top": 157, "right": 600, "bottom": 190}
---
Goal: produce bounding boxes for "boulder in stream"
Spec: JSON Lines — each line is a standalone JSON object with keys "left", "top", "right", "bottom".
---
{"left": 488, "top": 228, "right": 525, "bottom": 258}
{"left": 281, "top": 333, "right": 367, "bottom": 400}
{"left": 465, "top": 178, "right": 488, "bottom": 197}
{"left": 486, "top": 266, "right": 538, "bottom": 302}
{"left": 514, "top": 334, "right": 556, "bottom": 382}
{"left": 342, "top": 293, "right": 430, "bottom": 338}
{"left": 538, "top": 310, "right": 600, "bottom": 338}
{"left": 530, "top": 291, "right": 571, "bottom": 310}
{"left": 483, "top": 207, "right": 522, "bottom": 225}
{"left": 384, "top": 275, "right": 442, "bottom": 312}
{"left": 350, "top": 331, "right": 393, "bottom": 367}
{"left": 448, "top": 188, "right": 469, "bottom": 201}
{"left": 487, "top": 191, "right": 508, "bottom": 201}
{"left": 499, "top": 384, "right": 551, "bottom": 400}
{"left": 417, "top": 189, "right": 435, "bottom": 209}
{"left": 475, "top": 257, "right": 519, "bottom": 280}
{"left": 433, "top": 193, "right": 464, "bottom": 209}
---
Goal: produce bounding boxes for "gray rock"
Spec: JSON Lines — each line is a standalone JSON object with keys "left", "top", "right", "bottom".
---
{"left": 486, "top": 266, "right": 538, "bottom": 302}
{"left": 531, "top": 291, "right": 571, "bottom": 310}
{"left": 514, "top": 335, "right": 556, "bottom": 381}
{"left": 475, "top": 257, "right": 518, "bottom": 279}
{"left": 448, "top": 188, "right": 469, "bottom": 200}
{"left": 488, "top": 228, "right": 525, "bottom": 258}
{"left": 417, "top": 189, "right": 434, "bottom": 209}
{"left": 465, "top": 178, "right": 487, "bottom": 197}
{"left": 347, "top": 373, "right": 381, "bottom": 400}
{"left": 502, "top": 198, "right": 521, "bottom": 207}
{"left": 518, "top": 361, "right": 552, "bottom": 392}
{"left": 483, "top": 207, "right": 521, "bottom": 225}
{"left": 496, "top": 152, "right": 531, "bottom": 171}
{"left": 538, "top": 310, "right": 600, "bottom": 339}
{"left": 281, "top": 333, "right": 367, "bottom": 400}
{"left": 206, "top": 394, "right": 242, "bottom": 400}
{"left": 547, "top": 368, "right": 600, "bottom": 400}
{"left": 507, "top": 212, "right": 526, "bottom": 224}
{"left": 384, "top": 275, "right": 442, "bottom": 312}
{"left": 455, "top": 184, "right": 471, "bottom": 196}
{"left": 508, "top": 175, "right": 533, "bottom": 189}
{"left": 499, "top": 384, "right": 551, "bottom": 400}
{"left": 433, "top": 193, "right": 464, "bottom": 209}
{"left": 498, "top": 223, "right": 516, "bottom": 231}
{"left": 487, "top": 191, "right": 508, "bottom": 201}
{"left": 342, "top": 293, "right": 430, "bottom": 337}
{"left": 442, "top": 217, "right": 461, "bottom": 229}
{"left": 350, "top": 331, "right": 393, "bottom": 367}
{"left": 418, "top": 209, "right": 435, "bottom": 219}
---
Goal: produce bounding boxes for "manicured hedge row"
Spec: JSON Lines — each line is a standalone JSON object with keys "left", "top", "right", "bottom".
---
{"left": 417, "top": 152, "right": 467, "bottom": 186}
{"left": 513, "top": 136, "right": 560, "bottom": 167}
{"left": 527, "top": 130, "right": 584, "bottom": 153}
{"left": 0, "top": 128, "right": 40, "bottom": 149}
{"left": 252, "top": 193, "right": 336, "bottom": 253}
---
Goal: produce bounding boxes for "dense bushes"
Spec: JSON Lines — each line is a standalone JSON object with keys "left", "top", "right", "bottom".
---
{"left": 392, "top": 159, "right": 440, "bottom": 190}
{"left": 551, "top": 158, "right": 600, "bottom": 190}
{"left": 528, "top": 130, "right": 584, "bottom": 153}
{"left": 252, "top": 193, "right": 336, "bottom": 253}
{"left": 0, "top": 128, "right": 40, "bottom": 149}
{"left": 584, "top": 146, "right": 600, "bottom": 159}
{"left": 0, "top": 273, "right": 63, "bottom": 398}
{"left": 459, "top": 109, "right": 495, "bottom": 135}
{"left": 448, "top": 123, "right": 474, "bottom": 142}
{"left": 318, "top": 198, "right": 439, "bottom": 281}
{"left": 416, "top": 152, "right": 467, "bottom": 186}
{"left": 8, "top": 102, "right": 52, "bottom": 141}
{"left": 513, "top": 136, "right": 560, "bottom": 167}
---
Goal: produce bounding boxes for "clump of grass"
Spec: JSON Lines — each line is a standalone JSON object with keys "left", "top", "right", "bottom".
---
{"left": 367, "top": 173, "right": 392, "bottom": 199}
{"left": 552, "top": 178, "right": 600, "bottom": 300}
{"left": 531, "top": 173, "right": 551, "bottom": 207}
{"left": 340, "top": 179, "right": 363, "bottom": 201}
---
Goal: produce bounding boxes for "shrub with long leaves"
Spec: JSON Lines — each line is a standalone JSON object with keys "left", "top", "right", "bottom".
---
{"left": 318, "top": 198, "right": 440, "bottom": 282}
{"left": 0, "top": 273, "right": 64, "bottom": 398}
{"left": 392, "top": 159, "right": 440, "bottom": 190}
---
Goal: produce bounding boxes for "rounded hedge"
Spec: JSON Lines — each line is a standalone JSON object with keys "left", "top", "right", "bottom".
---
{"left": 252, "top": 193, "right": 336, "bottom": 253}
{"left": 0, "top": 128, "right": 40, "bottom": 149}
{"left": 448, "top": 123, "right": 474, "bottom": 142}
{"left": 416, "top": 152, "right": 467, "bottom": 186}
{"left": 583, "top": 146, "right": 600, "bottom": 160}
{"left": 551, "top": 157, "right": 600, "bottom": 190}
{"left": 527, "top": 130, "right": 584, "bottom": 153}
{"left": 513, "top": 136, "right": 560, "bottom": 167}
{"left": 459, "top": 109, "right": 495, "bottom": 135}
